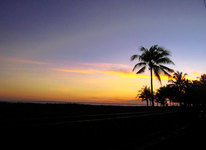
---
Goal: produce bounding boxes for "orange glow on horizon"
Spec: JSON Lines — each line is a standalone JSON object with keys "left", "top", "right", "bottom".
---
{"left": 0, "top": 58, "right": 202, "bottom": 104}
{"left": 53, "top": 68, "right": 171, "bottom": 80}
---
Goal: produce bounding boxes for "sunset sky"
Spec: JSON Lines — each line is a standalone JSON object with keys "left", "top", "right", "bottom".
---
{"left": 0, "top": 0, "right": 206, "bottom": 105}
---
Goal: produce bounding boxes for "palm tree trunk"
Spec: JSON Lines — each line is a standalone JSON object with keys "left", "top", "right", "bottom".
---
{"left": 150, "top": 67, "right": 154, "bottom": 107}
{"left": 146, "top": 99, "right": 148, "bottom": 107}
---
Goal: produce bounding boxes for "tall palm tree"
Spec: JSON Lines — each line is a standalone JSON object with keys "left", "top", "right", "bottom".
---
{"left": 131, "top": 45, "right": 174, "bottom": 106}
{"left": 137, "top": 86, "right": 152, "bottom": 107}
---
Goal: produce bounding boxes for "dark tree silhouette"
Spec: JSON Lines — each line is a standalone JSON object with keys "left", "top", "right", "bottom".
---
{"left": 138, "top": 86, "right": 152, "bottom": 107}
{"left": 155, "top": 85, "right": 171, "bottom": 107}
{"left": 168, "top": 71, "right": 188, "bottom": 105}
{"left": 200, "top": 74, "right": 206, "bottom": 84}
{"left": 131, "top": 45, "right": 174, "bottom": 106}
{"left": 153, "top": 71, "right": 206, "bottom": 108}
{"left": 169, "top": 71, "right": 188, "bottom": 87}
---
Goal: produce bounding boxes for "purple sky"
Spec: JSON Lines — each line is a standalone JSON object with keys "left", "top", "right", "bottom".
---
{"left": 1, "top": 0, "right": 205, "bottom": 69}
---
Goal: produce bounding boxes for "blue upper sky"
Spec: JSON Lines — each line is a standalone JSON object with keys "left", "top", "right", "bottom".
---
{"left": 1, "top": 0, "right": 206, "bottom": 74}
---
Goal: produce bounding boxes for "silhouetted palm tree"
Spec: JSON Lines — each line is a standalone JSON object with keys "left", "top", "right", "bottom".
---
{"left": 155, "top": 85, "right": 177, "bottom": 106}
{"left": 155, "top": 72, "right": 206, "bottom": 107}
{"left": 137, "top": 86, "right": 152, "bottom": 107}
{"left": 131, "top": 45, "right": 174, "bottom": 106}
{"left": 169, "top": 71, "right": 188, "bottom": 105}
{"left": 155, "top": 86, "right": 168, "bottom": 107}
{"left": 169, "top": 71, "right": 187, "bottom": 86}
{"left": 200, "top": 74, "right": 206, "bottom": 84}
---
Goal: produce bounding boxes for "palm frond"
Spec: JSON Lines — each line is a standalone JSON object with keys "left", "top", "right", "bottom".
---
{"left": 153, "top": 65, "right": 161, "bottom": 83}
{"left": 140, "top": 51, "right": 151, "bottom": 62}
{"left": 159, "top": 65, "right": 174, "bottom": 73}
{"left": 140, "top": 47, "right": 148, "bottom": 53}
{"left": 160, "top": 50, "right": 170, "bottom": 56}
{"left": 157, "top": 47, "right": 170, "bottom": 55}
{"left": 149, "top": 45, "right": 158, "bottom": 53}
{"left": 160, "top": 68, "right": 171, "bottom": 77}
{"left": 156, "top": 57, "right": 174, "bottom": 65}
{"left": 136, "top": 66, "right": 146, "bottom": 74}
{"left": 183, "top": 73, "right": 188, "bottom": 77}
{"left": 132, "top": 62, "right": 146, "bottom": 71}
{"left": 130, "top": 54, "right": 139, "bottom": 61}
{"left": 154, "top": 52, "right": 170, "bottom": 60}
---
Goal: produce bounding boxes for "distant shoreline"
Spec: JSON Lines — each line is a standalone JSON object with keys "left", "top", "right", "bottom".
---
{"left": 0, "top": 99, "right": 146, "bottom": 106}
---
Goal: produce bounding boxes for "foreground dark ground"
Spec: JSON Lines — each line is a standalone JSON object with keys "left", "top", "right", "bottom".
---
{"left": 0, "top": 102, "right": 205, "bottom": 149}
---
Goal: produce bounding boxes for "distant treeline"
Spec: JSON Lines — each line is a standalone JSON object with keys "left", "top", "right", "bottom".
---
{"left": 139, "top": 72, "right": 206, "bottom": 109}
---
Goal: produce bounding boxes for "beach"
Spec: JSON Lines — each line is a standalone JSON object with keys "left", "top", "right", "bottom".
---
{"left": 0, "top": 102, "right": 205, "bottom": 149}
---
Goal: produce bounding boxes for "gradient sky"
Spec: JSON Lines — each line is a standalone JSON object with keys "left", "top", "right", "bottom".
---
{"left": 0, "top": 0, "right": 206, "bottom": 105}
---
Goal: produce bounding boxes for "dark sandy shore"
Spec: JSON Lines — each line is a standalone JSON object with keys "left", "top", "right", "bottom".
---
{"left": 0, "top": 102, "right": 205, "bottom": 149}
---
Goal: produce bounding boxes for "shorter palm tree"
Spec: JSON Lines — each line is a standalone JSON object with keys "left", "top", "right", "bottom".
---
{"left": 199, "top": 74, "right": 206, "bottom": 84}
{"left": 137, "top": 86, "right": 152, "bottom": 107}
{"left": 169, "top": 71, "right": 188, "bottom": 105}
{"left": 169, "top": 71, "right": 187, "bottom": 87}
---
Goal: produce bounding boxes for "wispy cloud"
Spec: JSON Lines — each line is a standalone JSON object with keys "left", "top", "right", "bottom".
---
{"left": 78, "top": 62, "right": 131, "bottom": 69}
{"left": 106, "top": 69, "right": 169, "bottom": 79}
{"left": 54, "top": 68, "right": 96, "bottom": 74}
{"left": 193, "top": 72, "right": 201, "bottom": 77}
{"left": 0, "top": 57, "right": 49, "bottom": 65}
{"left": 54, "top": 67, "right": 170, "bottom": 79}
{"left": 53, "top": 62, "right": 132, "bottom": 75}
{"left": 52, "top": 62, "right": 172, "bottom": 80}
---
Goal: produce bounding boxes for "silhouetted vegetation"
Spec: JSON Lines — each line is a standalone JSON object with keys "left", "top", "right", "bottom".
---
{"left": 132, "top": 45, "right": 206, "bottom": 110}
{"left": 138, "top": 72, "right": 206, "bottom": 109}
{"left": 138, "top": 86, "right": 152, "bottom": 107}
{"left": 131, "top": 45, "right": 174, "bottom": 106}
